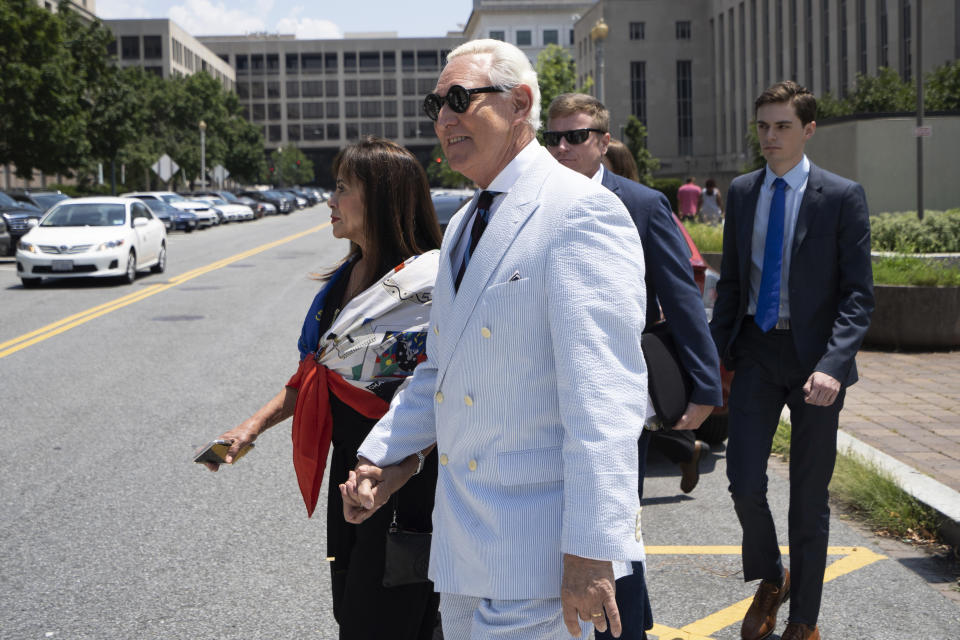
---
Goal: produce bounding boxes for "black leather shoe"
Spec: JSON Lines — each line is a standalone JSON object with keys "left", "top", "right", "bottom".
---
{"left": 679, "top": 439, "right": 708, "bottom": 493}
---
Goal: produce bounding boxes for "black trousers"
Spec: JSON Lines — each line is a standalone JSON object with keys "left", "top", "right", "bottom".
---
{"left": 725, "top": 322, "right": 844, "bottom": 627}
{"left": 650, "top": 426, "right": 697, "bottom": 463}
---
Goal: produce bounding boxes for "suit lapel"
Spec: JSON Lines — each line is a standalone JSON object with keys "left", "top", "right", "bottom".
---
{"left": 737, "top": 170, "right": 765, "bottom": 279}
{"left": 436, "top": 192, "right": 478, "bottom": 300}
{"left": 434, "top": 150, "right": 552, "bottom": 372}
{"left": 792, "top": 163, "right": 824, "bottom": 258}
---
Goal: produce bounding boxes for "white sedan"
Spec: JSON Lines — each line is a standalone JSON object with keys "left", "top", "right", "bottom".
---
{"left": 16, "top": 197, "right": 167, "bottom": 287}
{"left": 193, "top": 197, "right": 255, "bottom": 222}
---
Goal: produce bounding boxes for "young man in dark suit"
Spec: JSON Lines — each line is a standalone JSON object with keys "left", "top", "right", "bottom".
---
{"left": 547, "top": 93, "right": 723, "bottom": 640}
{"left": 710, "top": 81, "right": 874, "bottom": 640}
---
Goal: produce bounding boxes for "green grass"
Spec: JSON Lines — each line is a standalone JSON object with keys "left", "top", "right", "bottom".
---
{"left": 682, "top": 220, "right": 724, "bottom": 253}
{"left": 872, "top": 255, "right": 960, "bottom": 287}
{"left": 770, "top": 421, "right": 942, "bottom": 541}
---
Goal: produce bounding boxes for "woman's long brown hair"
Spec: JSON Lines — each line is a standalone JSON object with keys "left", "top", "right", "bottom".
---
{"left": 328, "top": 137, "right": 443, "bottom": 290}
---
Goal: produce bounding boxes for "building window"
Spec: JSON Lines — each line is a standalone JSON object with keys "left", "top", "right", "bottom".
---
{"left": 143, "top": 35, "right": 161, "bottom": 59}
{"left": 402, "top": 78, "right": 416, "bottom": 95}
{"left": 877, "top": 0, "right": 889, "bottom": 68}
{"left": 383, "top": 100, "right": 397, "bottom": 117}
{"left": 822, "top": 0, "right": 831, "bottom": 92}
{"left": 677, "top": 60, "right": 693, "bottom": 156}
{"left": 325, "top": 80, "right": 339, "bottom": 97}
{"left": 268, "top": 103, "right": 282, "bottom": 121}
{"left": 344, "top": 79, "right": 358, "bottom": 97}
{"left": 569, "top": 29, "right": 575, "bottom": 45}
{"left": 383, "top": 51, "right": 396, "bottom": 72}
{"left": 490, "top": 30, "right": 505, "bottom": 41}
{"left": 630, "top": 61, "right": 647, "bottom": 126}
{"left": 543, "top": 29, "right": 559, "bottom": 45}
{"left": 360, "top": 79, "right": 382, "bottom": 96}
{"left": 763, "top": 0, "right": 770, "bottom": 85}
{"left": 775, "top": 0, "right": 783, "bottom": 77}
{"left": 251, "top": 82, "right": 264, "bottom": 99}
{"left": 789, "top": 0, "right": 798, "bottom": 80}
{"left": 403, "top": 100, "right": 419, "bottom": 117}
{"left": 327, "top": 123, "right": 340, "bottom": 140}
{"left": 267, "top": 81, "right": 280, "bottom": 99}
{"left": 516, "top": 30, "right": 532, "bottom": 46}
{"left": 900, "top": 0, "right": 912, "bottom": 80}
{"left": 252, "top": 104, "right": 265, "bottom": 121}
{"left": 419, "top": 121, "right": 434, "bottom": 138}
{"left": 402, "top": 50, "right": 415, "bottom": 72}
{"left": 325, "top": 53, "right": 338, "bottom": 73}
{"left": 676, "top": 21, "right": 691, "bottom": 40}
{"left": 361, "top": 101, "right": 382, "bottom": 117}
{"left": 804, "top": 0, "right": 814, "bottom": 86}
{"left": 629, "top": 22, "right": 645, "bottom": 40}
{"left": 301, "top": 53, "right": 322, "bottom": 74}
{"left": 106, "top": 39, "right": 118, "bottom": 58}
{"left": 385, "top": 122, "right": 398, "bottom": 139}
{"left": 303, "top": 102, "right": 323, "bottom": 119}
{"left": 840, "top": 0, "right": 849, "bottom": 95}
{"left": 857, "top": 0, "right": 868, "bottom": 74}
{"left": 326, "top": 102, "right": 339, "bottom": 118}
{"left": 286, "top": 81, "right": 300, "bottom": 98}
{"left": 268, "top": 125, "right": 282, "bottom": 142}
{"left": 302, "top": 80, "right": 323, "bottom": 97}
{"left": 345, "top": 101, "right": 359, "bottom": 118}
{"left": 404, "top": 121, "right": 418, "bottom": 138}
{"left": 287, "top": 103, "right": 301, "bottom": 120}
{"left": 266, "top": 54, "right": 279, "bottom": 74}
{"left": 751, "top": 0, "right": 758, "bottom": 89}
{"left": 346, "top": 123, "right": 359, "bottom": 140}
{"left": 343, "top": 52, "right": 357, "bottom": 73}
{"left": 359, "top": 51, "right": 380, "bottom": 73}
{"left": 383, "top": 78, "right": 397, "bottom": 95}
{"left": 288, "top": 124, "right": 301, "bottom": 141}
{"left": 145, "top": 66, "right": 163, "bottom": 77}
{"left": 237, "top": 82, "right": 250, "bottom": 99}
{"left": 418, "top": 50, "right": 439, "bottom": 71}
{"left": 417, "top": 78, "right": 435, "bottom": 94}
{"left": 304, "top": 125, "right": 324, "bottom": 141}
{"left": 120, "top": 36, "right": 140, "bottom": 60}
{"left": 286, "top": 54, "right": 299, "bottom": 73}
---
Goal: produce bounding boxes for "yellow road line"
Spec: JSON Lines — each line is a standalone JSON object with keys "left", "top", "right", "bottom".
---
{"left": 656, "top": 546, "right": 886, "bottom": 638}
{"left": 0, "top": 223, "right": 328, "bottom": 360}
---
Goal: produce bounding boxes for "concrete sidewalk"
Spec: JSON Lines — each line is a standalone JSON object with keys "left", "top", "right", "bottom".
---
{"left": 837, "top": 349, "right": 960, "bottom": 544}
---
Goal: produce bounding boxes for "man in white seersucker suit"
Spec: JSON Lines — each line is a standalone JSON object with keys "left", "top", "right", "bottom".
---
{"left": 342, "top": 38, "right": 649, "bottom": 640}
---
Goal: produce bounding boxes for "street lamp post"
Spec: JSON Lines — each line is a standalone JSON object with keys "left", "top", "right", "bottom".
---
{"left": 590, "top": 18, "right": 609, "bottom": 104}
{"left": 199, "top": 120, "right": 207, "bottom": 190}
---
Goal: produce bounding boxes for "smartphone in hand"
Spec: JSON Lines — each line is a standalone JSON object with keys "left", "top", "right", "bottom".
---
{"left": 193, "top": 439, "right": 254, "bottom": 465}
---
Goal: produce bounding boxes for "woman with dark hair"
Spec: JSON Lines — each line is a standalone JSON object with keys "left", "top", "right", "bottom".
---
{"left": 203, "top": 137, "right": 443, "bottom": 639}
{"left": 699, "top": 177, "right": 723, "bottom": 224}
{"left": 602, "top": 138, "right": 641, "bottom": 183}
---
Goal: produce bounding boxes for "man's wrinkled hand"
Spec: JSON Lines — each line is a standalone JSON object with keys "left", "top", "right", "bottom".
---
{"left": 560, "top": 554, "right": 620, "bottom": 638}
{"left": 803, "top": 371, "right": 841, "bottom": 406}
{"left": 672, "top": 402, "right": 714, "bottom": 431}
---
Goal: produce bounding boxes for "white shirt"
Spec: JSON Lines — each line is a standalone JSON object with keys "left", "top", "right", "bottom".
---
{"left": 591, "top": 164, "right": 605, "bottom": 183}
{"left": 450, "top": 140, "right": 541, "bottom": 281}
{"left": 747, "top": 155, "right": 811, "bottom": 319}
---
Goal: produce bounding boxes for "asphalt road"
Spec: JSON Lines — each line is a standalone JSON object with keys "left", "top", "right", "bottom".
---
{"left": 1, "top": 206, "right": 958, "bottom": 639}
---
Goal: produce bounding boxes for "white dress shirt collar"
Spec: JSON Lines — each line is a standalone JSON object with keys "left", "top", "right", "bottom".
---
{"left": 590, "top": 164, "right": 605, "bottom": 183}
{"left": 763, "top": 155, "right": 810, "bottom": 193}
{"left": 485, "top": 139, "right": 541, "bottom": 195}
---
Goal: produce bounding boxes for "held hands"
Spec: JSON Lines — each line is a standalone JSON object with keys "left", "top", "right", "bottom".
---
{"left": 672, "top": 401, "right": 714, "bottom": 431}
{"left": 340, "top": 456, "right": 412, "bottom": 524}
{"left": 560, "top": 554, "right": 621, "bottom": 638}
{"left": 803, "top": 371, "right": 842, "bottom": 406}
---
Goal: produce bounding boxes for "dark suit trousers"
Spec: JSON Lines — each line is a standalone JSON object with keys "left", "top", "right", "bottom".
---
{"left": 596, "top": 431, "right": 653, "bottom": 640}
{"left": 726, "top": 322, "right": 844, "bottom": 627}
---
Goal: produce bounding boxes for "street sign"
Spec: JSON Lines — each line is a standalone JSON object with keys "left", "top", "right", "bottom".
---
{"left": 914, "top": 125, "right": 933, "bottom": 137}
{"left": 151, "top": 154, "right": 180, "bottom": 183}
{"left": 212, "top": 165, "right": 230, "bottom": 184}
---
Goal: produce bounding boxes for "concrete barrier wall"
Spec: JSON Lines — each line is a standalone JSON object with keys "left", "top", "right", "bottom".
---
{"left": 805, "top": 115, "right": 960, "bottom": 214}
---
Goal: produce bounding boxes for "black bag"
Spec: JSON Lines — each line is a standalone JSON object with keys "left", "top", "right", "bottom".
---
{"left": 641, "top": 321, "right": 693, "bottom": 428}
{"left": 382, "top": 497, "right": 431, "bottom": 588}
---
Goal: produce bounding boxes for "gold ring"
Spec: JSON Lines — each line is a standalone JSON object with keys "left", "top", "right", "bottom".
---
{"left": 591, "top": 612, "right": 604, "bottom": 618}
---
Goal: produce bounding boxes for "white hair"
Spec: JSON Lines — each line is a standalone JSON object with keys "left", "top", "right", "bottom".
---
{"left": 446, "top": 39, "right": 541, "bottom": 131}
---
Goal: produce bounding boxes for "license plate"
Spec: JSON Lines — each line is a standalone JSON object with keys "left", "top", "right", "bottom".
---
{"left": 52, "top": 260, "right": 74, "bottom": 272}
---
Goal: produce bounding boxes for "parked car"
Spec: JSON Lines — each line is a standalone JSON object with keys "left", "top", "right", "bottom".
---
{"left": 277, "top": 189, "right": 307, "bottom": 209}
{"left": 141, "top": 198, "right": 198, "bottom": 232}
{"left": 5, "top": 189, "right": 69, "bottom": 213}
{"left": 0, "top": 192, "right": 43, "bottom": 256}
{"left": 430, "top": 189, "right": 474, "bottom": 232}
{"left": 286, "top": 187, "right": 319, "bottom": 206}
{"left": 0, "top": 215, "right": 10, "bottom": 256}
{"left": 191, "top": 195, "right": 253, "bottom": 222}
{"left": 194, "top": 190, "right": 261, "bottom": 218}
{"left": 121, "top": 191, "right": 219, "bottom": 228}
{"left": 16, "top": 197, "right": 167, "bottom": 287}
{"left": 238, "top": 189, "right": 293, "bottom": 214}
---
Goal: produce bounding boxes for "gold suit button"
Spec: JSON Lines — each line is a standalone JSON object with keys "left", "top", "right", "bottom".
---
{"left": 480, "top": 327, "right": 492, "bottom": 339}
{"left": 433, "top": 324, "right": 439, "bottom": 336}
{"left": 464, "top": 395, "right": 473, "bottom": 406}
{"left": 439, "top": 454, "right": 449, "bottom": 466}
{"left": 435, "top": 391, "right": 444, "bottom": 403}
{"left": 468, "top": 459, "right": 478, "bottom": 472}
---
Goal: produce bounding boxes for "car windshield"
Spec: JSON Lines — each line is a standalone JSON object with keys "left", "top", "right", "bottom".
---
{"left": 33, "top": 194, "right": 69, "bottom": 210}
{"left": 41, "top": 203, "right": 126, "bottom": 227}
{"left": 0, "top": 192, "right": 23, "bottom": 207}
{"left": 161, "top": 194, "right": 186, "bottom": 203}
{"left": 207, "top": 198, "right": 226, "bottom": 205}
{"left": 220, "top": 192, "right": 239, "bottom": 203}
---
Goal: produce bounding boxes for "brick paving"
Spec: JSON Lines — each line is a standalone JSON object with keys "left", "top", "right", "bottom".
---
{"left": 842, "top": 349, "right": 960, "bottom": 492}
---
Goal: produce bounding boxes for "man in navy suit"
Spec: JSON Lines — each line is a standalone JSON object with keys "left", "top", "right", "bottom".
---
{"left": 710, "top": 81, "right": 874, "bottom": 640}
{"left": 546, "top": 93, "right": 723, "bottom": 640}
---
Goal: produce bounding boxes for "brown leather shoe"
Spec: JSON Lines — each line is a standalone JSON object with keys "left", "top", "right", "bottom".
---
{"left": 740, "top": 568, "right": 790, "bottom": 640}
{"left": 781, "top": 622, "right": 820, "bottom": 640}
{"left": 679, "top": 440, "right": 708, "bottom": 493}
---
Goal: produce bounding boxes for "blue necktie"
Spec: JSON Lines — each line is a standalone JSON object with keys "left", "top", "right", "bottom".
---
{"left": 755, "top": 177, "right": 787, "bottom": 332}
{"left": 455, "top": 190, "right": 497, "bottom": 291}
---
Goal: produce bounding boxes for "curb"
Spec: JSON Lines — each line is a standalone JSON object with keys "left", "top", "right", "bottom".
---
{"left": 836, "top": 429, "right": 960, "bottom": 548}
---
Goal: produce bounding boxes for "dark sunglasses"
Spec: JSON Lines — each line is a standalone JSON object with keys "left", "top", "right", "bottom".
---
{"left": 423, "top": 85, "right": 506, "bottom": 121}
{"left": 543, "top": 128, "right": 606, "bottom": 146}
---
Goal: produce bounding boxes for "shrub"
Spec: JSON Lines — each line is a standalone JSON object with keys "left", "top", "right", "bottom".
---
{"left": 870, "top": 209, "right": 960, "bottom": 253}
{"left": 872, "top": 256, "right": 960, "bottom": 286}
{"left": 651, "top": 177, "right": 682, "bottom": 214}
{"left": 682, "top": 220, "right": 724, "bottom": 252}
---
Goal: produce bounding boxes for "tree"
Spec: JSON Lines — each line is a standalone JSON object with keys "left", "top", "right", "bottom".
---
{"left": 623, "top": 115, "right": 660, "bottom": 186}
{"left": 535, "top": 44, "right": 594, "bottom": 134}
{"left": 925, "top": 60, "right": 960, "bottom": 112}
{"left": 426, "top": 143, "right": 469, "bottom": 188}
{"left": 847, "top": 67, "right": 915, "bottom": 113}
{"left": 269, "top": 144, "right": 314, "bottom": 185}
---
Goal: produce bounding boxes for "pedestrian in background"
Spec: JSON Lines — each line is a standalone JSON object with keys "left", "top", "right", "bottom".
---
{"left": 710, "top": 81, "right": 874, "bottom": 640}
{"left": 203, "top": 137, "right": 444, "bottom": 640}
{"left": 677, "top": 176, "right": 701, "bottom": 220}
{"left": 342, "top": 39, "right": 649, "bottom": 639}
{"left": 545, "top": 92, "right": 722, "bottom": 640}
{"left": 699, "top": 178, "right": 724, "bottom": 224}
{"left": 603, "top": 138, "right": 640, "bottom": 182}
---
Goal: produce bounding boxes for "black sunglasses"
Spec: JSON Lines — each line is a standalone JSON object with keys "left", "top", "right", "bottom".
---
{"left": 543, "top": 128, "right": 607, "bottom": 146}
{"left": 423, "top": 85, "right": 507, "bottom": 121}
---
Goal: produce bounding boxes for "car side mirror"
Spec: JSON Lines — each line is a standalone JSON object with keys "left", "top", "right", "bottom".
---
{"left": 133, "top": 217, "right": 148, "bottom": 227}
{"left": 27, "top": 218, "right": 39, "bottom": 228}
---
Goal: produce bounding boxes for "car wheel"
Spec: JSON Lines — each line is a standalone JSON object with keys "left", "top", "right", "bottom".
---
{"left": 151, "top": 243, "right": 166, "bottom": 274}
{"left": 695, "top": 413, "right": 729, "bottom": 446}
{"left": 20, "top": 277, "right": 41, "bottom": 288}
{"left": 120, "top": 251, "right": 137, "bottom": 285}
